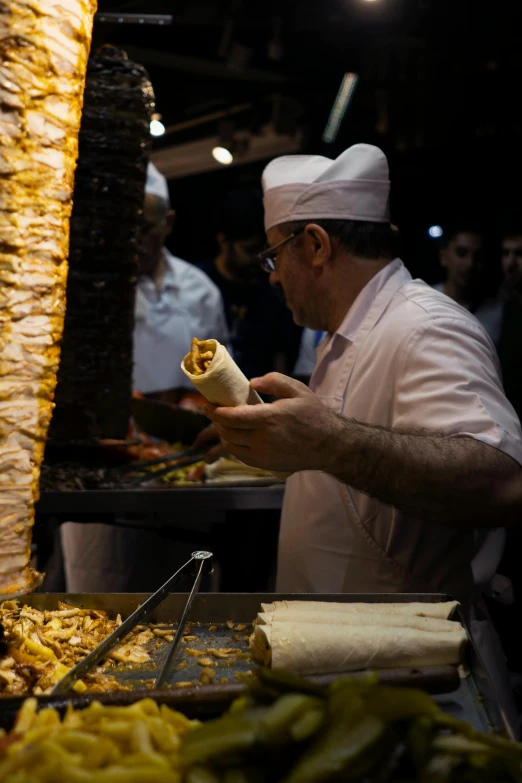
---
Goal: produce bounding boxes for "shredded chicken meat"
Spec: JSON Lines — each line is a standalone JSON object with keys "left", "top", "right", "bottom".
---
{"left": 190, "top": 337, "right": 215, "bottom": 375}
{"left": 0, "top": 0, "right": 97, "bottom": 595}
{"left": 0, "top": 600, "right": 156, "bottom": 695}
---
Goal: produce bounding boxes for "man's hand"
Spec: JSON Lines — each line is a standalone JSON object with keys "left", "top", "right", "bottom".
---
{"left": 203, "top": 372, "right": 522, "bottom": 529}
{"left": 192, "top": 424, "right": 225, "bottom": 463}
{"left": 203, "top": 373, "right": 343, "bottom": 473}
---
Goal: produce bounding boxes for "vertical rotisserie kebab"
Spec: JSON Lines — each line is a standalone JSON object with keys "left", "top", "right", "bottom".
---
{"left": 50, "top": 46, "right": 154, "bottom": 441}
{"left": 0, "top": 0, "right": 97, "bottom": 595}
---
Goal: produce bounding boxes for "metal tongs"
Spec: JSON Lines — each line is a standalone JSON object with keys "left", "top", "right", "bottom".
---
{"left": 51, "top": 551, "right": 213, "bottom": 695}
{"left": 109, "top": 446, "right": 207, "bottom": 487}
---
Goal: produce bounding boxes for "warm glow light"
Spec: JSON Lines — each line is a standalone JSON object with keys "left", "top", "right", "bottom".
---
{"left": 428, "top": 225, "right": 443, "bottom": 238}
{"left": 150, "top": 119, "right": 166, "bottom": 137}
{"left": 322, "top": 73, "right": 359, "bottom": 144}
{"left": 212, "top": 146, "right": 234, "bottom": 165}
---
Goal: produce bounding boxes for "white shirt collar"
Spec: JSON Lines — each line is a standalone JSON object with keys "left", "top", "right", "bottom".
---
{"left": 139, "top": 248, "right": 179, "bottom": 294}
{"left": 161, "top": 248, "right": 179, "bottom": 291}
{"left": 335, "top": 258, "right": 403, "bottom": 343}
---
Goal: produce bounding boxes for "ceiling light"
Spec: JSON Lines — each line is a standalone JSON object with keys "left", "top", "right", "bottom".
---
{"left": 212, "top": 146, "right": 234, "bottom": 165}
{"left": 150, "top": 118, "right": 166, "bottom": 137}
{"left": 322, "top": 73, "right": 359, "bottom": 144}
{"left": 428, "top": 225, "right": 443, "bottom": 238}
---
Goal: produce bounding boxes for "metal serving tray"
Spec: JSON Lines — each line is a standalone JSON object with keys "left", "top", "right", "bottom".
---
{"left": 0, "top": 592, "right": 508, "bottom": 737}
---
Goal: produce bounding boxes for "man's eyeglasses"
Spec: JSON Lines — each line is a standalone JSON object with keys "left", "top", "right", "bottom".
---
{"left": 257, "top": 228, "right": 305, "bottom": 273}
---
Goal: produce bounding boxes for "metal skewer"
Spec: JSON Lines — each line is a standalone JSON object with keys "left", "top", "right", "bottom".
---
{"left": 51, "top": 551, "right": 213, "bottom": 695}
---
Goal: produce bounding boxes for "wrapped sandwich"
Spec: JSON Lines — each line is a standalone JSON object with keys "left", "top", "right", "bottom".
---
{"left": 182, "top": 338, "right": 289, "bottom": 480}
{"left": 250, "top": 600, "right": 467, "bottom": 676}
{"left": 182, "top": 338, "right": 262, "bottom": 406}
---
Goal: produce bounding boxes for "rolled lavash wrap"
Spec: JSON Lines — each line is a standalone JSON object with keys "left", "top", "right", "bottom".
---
{"left": 260, "top": 600, "right": 459, "bottom": 620}
{"left": 250, "top": 619, "right": 468, "bottom": 675}
{"left": 181, "top": 338, "right": 289, "bottom": 480}
{"left": 181, "top": 339, "right": 262, "bottom": 406}
{"left": 254, "top": 611, "right": 462, "bottom": 634}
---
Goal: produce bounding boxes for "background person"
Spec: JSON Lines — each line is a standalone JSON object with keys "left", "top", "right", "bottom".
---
{"left": 134, "top": 163, "right": 229, "bottom": 400}
{"left": 198, "top": 187, "right": 302, "bottom": 381}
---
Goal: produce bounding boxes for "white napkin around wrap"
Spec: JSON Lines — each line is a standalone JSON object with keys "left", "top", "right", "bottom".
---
{"left": 181, "top": 339, "right": 289, "bottom": 480}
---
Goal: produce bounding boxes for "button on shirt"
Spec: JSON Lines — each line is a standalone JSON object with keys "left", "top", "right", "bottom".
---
{"left": 278, "top": 259, "right": 522, "bottom": 601}
{"left": 133, "top": 249, "right": 229, "bottom": 393}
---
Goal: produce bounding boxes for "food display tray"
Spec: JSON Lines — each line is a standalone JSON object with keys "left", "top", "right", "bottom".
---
{"left": 36, "top": 486, "right": 286, "bottom": 516}
{"left": 0, "top": 592, "right": 507, "bottom": 737}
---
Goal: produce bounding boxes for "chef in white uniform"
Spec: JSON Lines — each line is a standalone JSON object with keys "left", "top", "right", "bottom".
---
{"left": 133, "top": 163, "right": 229, "bottom": 396}
{"left": 204, "top": 144, "right": 522, "bottom": 733}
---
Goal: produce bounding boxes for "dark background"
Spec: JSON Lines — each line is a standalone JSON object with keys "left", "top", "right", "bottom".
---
{"left": 95, "top": 0, "right": 522, "bottom": 284}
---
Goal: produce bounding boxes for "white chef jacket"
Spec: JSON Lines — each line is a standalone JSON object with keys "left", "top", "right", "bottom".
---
{"left": 293, "top": 328, "right": 325, "bottom": 377}
{"left": 133, "top": 248, "right": 229, "bottom": 393}
{"left": 278, "top": 259, "right": 522, "bottom": 601}
{"left": 432, "top": 282, "right": 504, "bottom": 346}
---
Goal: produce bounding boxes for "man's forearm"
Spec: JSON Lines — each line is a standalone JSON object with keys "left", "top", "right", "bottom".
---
{"left": 325, "top": 417, "right": 521, "bottom": 528}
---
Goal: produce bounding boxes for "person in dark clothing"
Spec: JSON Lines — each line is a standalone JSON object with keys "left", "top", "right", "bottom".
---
{"left": 498, "top": 223, "right": 522, "bottom": 422}
{"left": 198, "top": 188, "right": 302, "bottom": 380}
{"left": 435, "top": 223, "right": 503, "bottom": 345}
{"left": 484, "top": 221, "right": 522, "bottom": 712}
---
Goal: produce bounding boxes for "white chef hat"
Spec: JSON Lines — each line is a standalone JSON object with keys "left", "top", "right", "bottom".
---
{"left": 262, "top": 143, "right": 390, "bottom": 232}
{"left": 145, "top": 162, "right": 170, "bottom": 206}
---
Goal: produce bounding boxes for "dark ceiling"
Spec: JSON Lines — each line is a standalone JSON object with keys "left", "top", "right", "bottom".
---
{"left": 94, "top": 0, "right": 522, "bottom": 277}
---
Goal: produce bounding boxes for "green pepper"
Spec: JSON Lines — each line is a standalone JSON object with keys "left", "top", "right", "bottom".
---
{"left": 290, "top": 708, "right": 325, "bottom": 742}
{"left": 181, "top": 709, "right": 268, "bottom": 768}
{"left": 329, "top": 671, "right": 380, "bottom": 693}
{"left": 228, "top": 696, "right": 257, "bottom": 716}
{"left": 256, "top": 668, "right": 327, "bottom": 699}
{"left": 186, "top": 766, "right": 222, "bottom": 783}
{"left": 419, "top": 752, "right": 460, "bottom": 783}
{"left": 260, "top": 694, "right": 325, "bottom": 741}
{"left": 282, "top": 714, "right": 386, "bottom": 783}
{"left": 248, "top": 680, "right": 285, "bottom": 705}
{"left": 435, "top": 713, "right": 522, "bottom": 756}
{"left": 408, "top": 716, "right": 437, "bottom": 772}
{"left": 363, "top": 687, "right": 440, "bottom": 723}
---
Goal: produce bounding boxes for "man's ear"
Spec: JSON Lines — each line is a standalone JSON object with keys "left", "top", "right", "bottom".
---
{"left": 439, "top": 249, "right": 448, "bottom": 269}
{"left": 166, "top": 209, "right": 176, "bottom": 236}
{"left": 303, "top": 223, "right": 333, "bottom": 269}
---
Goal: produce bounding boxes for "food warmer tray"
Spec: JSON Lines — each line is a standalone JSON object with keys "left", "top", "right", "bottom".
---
{"left": 0, "top": 593, "right": 507, "bottom": 737}
{"left": 36, "top": 485, "right": 285, "bottom": 516}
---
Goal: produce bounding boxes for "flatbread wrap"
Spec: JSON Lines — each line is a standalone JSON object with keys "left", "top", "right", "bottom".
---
{"left": 260, "top": 600, "right": 459, "bottom": 620}
{"left": 181, "top": 338, "right": 262, "bottom": 406}
{"left": 254, "top": 611, "right": 462, "bottom": 634}
{"left": 182, "top": 338, "right": 289, "bottom": 480}
{"left": 250, "top": 620, "right": 467, "bottom": 674}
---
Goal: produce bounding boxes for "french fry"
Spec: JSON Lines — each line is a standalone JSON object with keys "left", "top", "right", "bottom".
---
{"left": 13, "top": 697, "right": 38, "bottom": 733}
{"left": 23, "top": 638, "right": 56, "bottom": 661}
{"left": 0, "top": 699, "right": 197, "bottom": 783}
